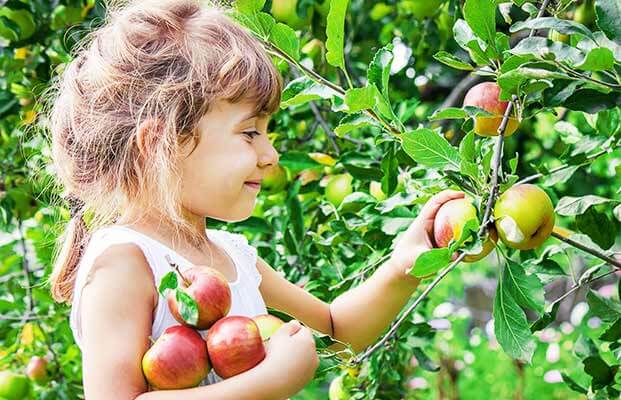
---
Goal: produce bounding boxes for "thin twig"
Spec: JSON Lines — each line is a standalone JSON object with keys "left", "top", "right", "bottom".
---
{"left": 551, "top": 231, "right": 621, "bottom": 270}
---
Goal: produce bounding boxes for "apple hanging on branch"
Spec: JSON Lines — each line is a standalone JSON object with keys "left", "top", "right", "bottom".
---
{"left": 463, "top": 82, "right": 520, "bottom": 137}
{"left": 160, "top": 256, "right": 232, "bottom": 330}
{"left": 493, "top": 184, "right": 555, "bottom": 250}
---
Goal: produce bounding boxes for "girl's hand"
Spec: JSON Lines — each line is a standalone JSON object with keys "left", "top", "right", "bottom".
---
{"left": 388, "top": 190, "right": 465, "bottom": 279}
{"left": 259, "top": 320, "right": 319, "bottom": 397}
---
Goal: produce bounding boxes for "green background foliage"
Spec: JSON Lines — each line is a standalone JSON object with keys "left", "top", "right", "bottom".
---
{"left": 0, "top": 0, "right": 620, "bottom": 398}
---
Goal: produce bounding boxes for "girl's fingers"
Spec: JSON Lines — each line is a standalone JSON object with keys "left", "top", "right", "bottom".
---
{"left": 418, "top": 190, "right": 465, "bottom": 221}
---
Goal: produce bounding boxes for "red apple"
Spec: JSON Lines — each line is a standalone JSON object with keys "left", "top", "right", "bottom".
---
{"left": 142, "top": 325, "right": 211, "bottom": 390}
{"left": 206, "top": 316, "right": 266, "bottom": 379}
{"left": 253, "top": 314, "right": 285, "bottom": 341}
{"left": 25, "top": 356, "right": 47, "bottom": 384}
{"left": 433, "top": 197, "right": 497, "bottom": 262}
{"left": 167, "top": 266, "right": 232, "bottom": 330}
{"left": 463, "top": 82, "right": 520, "bottom": 137}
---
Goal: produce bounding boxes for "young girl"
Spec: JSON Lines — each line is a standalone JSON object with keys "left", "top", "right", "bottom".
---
{"left": 45, "top": 0, "right": 464, "bottom": 398}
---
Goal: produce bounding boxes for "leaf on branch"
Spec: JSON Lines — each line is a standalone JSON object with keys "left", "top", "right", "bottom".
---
{"left": 510, "top": 17, "right": 595, "bottom": 40}
{"left": 493, "top": 264, "right": 536, "bottom": 363}
{"left": 334, "top": 113, "right": 380, "bottom": 137}
{"left": 280, "top": 76, "right": 340, "bottom": 108}
{"left": 504, "top": 259, "right": 545, "bottom": 315}
{"left": 411, "top": 248, "right": 451, "bottom": 278}
{"left": 463, "top": 0, "right": 497, "bottom": 46}
{"left": 402, "top": 129, "right": 461, "bottom": 171}
{"left": 433, "top": 51, "right": 474, "bottom": 71}
{"left": 555, "top": 195, "right": 614, "bottom": 216}
{"left": 587, "top": 290, "right": 621, "bottom": 322}
{"left": 326, "top": 0, "right": 349, "bottom": 70}
{"left": 595, "top": 0, "right": 621, "bottom": 43}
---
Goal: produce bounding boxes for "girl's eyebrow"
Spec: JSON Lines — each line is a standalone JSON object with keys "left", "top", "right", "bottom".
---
{"left": 237, "top": 111, "right": 259, "bottom": 123}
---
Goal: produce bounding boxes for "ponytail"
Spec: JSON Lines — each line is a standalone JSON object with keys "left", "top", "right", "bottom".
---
{"left": 49, "top": 196, "right": 91, "bottom": 304}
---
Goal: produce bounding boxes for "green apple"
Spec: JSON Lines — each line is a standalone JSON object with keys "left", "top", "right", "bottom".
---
{"left": 0, "top": 371, "right": 30, "bottom": 400}
{"left": 402, "top": 0, "right": 443, "bottom": 19}
{"left": 493, "top": 184, "right": 555, "bottom": 250}
{"left": 252, "top": 314, "right": 284, "bottom": 341}
{"left": 574, "top": 1, "right": 595, "bottom": 26}
{"left": 325, "top": 174, "right": 353, "bottom": 207}
{"left": 271, "top": 0, "right": 313, "bottom": 30}
{"left": 262, "top": 165, "right": 287, "bottom": 194}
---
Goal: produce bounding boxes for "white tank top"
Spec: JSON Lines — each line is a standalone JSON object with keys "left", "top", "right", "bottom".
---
{"left": 69, "top": 225, "right": 268, "bottom": 386}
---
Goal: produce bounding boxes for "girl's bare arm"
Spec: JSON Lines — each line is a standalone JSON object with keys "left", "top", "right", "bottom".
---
{"left": 80, "top": 243, "right": 291, "bottom": 400}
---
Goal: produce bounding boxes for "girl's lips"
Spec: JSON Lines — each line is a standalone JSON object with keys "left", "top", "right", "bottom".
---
{"left": 244, "top": 182, "right": 260, "bottom": 190}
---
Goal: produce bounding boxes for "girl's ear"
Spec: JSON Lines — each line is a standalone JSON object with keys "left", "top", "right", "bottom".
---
{"left": 136, "top": 118, "right": 164, "bottom": 159}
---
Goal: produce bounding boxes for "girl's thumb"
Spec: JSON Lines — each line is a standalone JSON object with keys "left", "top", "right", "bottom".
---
{"left": 281, "top": 319, "right": 301, "bottom": 336}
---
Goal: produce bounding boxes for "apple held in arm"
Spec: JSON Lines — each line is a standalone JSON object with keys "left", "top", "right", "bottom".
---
{"left": 142, "top": 325, "right": 211, "bottom": 390}
{"left": 206, "top": 316, "right": 267, "bottom": 379}
{"left": 433, "top": 197, "right": 497, "bottom": 262}
{"left": 167, "top": 266, "right": 232, "bottom": 330}
{"left": 493, "top": 184, "right": 555, "bottom": 251}
{"left": 463, "top": 82, "right": 520, "bottom": 137}
{"left": 253, "top": 314, "right": 285, "bottom": 341}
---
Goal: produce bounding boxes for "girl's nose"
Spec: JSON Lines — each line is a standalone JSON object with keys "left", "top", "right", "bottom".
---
{"left": 258, "top": 138, "right": 279, "bottom": 167}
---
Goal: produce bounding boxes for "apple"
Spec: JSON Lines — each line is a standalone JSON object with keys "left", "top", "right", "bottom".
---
{"left": 262, "top": 164, "right": 287, "bottom": 194}
{"left": 328, "top": 374, "right": 350, "bottom": 400}
{"left": 325, "top": 174, "right": 353, "bottom": 207}
{"left": 403, "top": 0, "right": 443, "bottom": 19}
{"left": 25, "top": 356, "right": 47, "bottom": 384}
{"left": 271, "top": 0, "right": 313, "bottom": 30}
{"left": 167, "top": 266, "right": 232, "bottom": 330}
{"left": 463, "top": 82, "right": 520, "bottom": 137}
{"left": 252, "top": 314, "right": 285, "bottom": 341}
{"left": 0, "top": 371, "right": 30, "bottom": 400}
{"left": 369, "top": 181, "right": 387, "bottom": 201}
{"left": 206, "top": 316, "right": 266, "bottom": 379}
{"left": 433, "top": 198, "right": 497, "bottom": 262}
{"left": 142, "top": 325, "right": 210, "bottom": 390}
{"left": 574, "top": 0, "right": 595, "bottom": 26}
{"left": 493, "top": 184, "right": 555, "bottom": 250}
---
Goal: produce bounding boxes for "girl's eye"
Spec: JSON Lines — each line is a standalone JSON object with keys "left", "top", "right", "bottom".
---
{"left": 243, "top": 130, "right": 261, "bottom": 139}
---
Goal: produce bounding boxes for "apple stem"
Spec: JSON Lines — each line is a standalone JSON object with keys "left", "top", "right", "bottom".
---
{"left": 165, "top": 255, "right": 192, "bottom": 287}
{"left": 148, "top": 336, "right": 156, "bottom": 346}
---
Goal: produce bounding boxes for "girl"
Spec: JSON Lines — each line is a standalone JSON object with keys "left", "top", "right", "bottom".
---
{"left": 44, "top": 0, "right": 464, "bottom": 398}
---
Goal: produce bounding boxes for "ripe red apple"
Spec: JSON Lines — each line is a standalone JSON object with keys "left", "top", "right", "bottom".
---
{"left": 142, "top": 325, "right": 211, "bottom": 390}
{"left": 463, "top": 82, "right": 520, "bottom": 137}
{"left": 493, "top": 184, "right": 555, "bottom": 250}
{"left": 433, "top": 198, "right": 497, "bottom": 262}
{"left": 206, "top": 316, "right": 266, "bottom": 379}
{"left": 25, "top": 356, "right": 47, "bottom": 384}
{"left": 253, "top": 314, "right": 285, "bottom": 341}
{"left": 167, "top": 266, "right": 232, "bottom": 330}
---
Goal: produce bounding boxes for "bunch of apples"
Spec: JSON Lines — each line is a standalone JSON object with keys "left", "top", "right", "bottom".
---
{"left": 141, "top": 258, "right": 284, "bottom": 390}
{"left": 431, "top": 82, "right": 555, "bottom": 258}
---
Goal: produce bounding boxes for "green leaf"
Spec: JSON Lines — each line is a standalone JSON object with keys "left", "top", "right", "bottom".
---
{"left": 176, "top": 290, "right": 199, "bottom": 326}
{"left": 510, "top": 17, "right": 595, "bottom": 40}
{"left": 595, "top": 0, "right": 621, "bottom": 43}
{"left": 269, "top": 23, "right": 300, "bottom": 61}
{"left": 453, "top": 19, "right": 490, "bottom": 65}
{"left": 561, "top": 373, "right": 589, "bottom": 394}
{"left": 344, "top": 86, "right": 377, "bottom": 113}
{"left": 463, "top": 0, "right": 497, "bottom": 45}
{"left": 411, "top": 248, "right": 451, "bottom": 277}
{"left": 279, "top": 151, "right": 321, "bottom": 172}
{"left": 280, "top": 76, "right": 339, "bottom": 108}
{"left": 587, "top": 290, "right": 621, "bottom": 322}
{"left": 158, "top": 271, "right": 178, "bottom": 297}
{"left": 583, "top": 356, "right": 615, "bottom": 390}
{"left": 498, "top": 67, "right": 571, "bottom": 95}
{"left": 493, "top": 263, "right": 536, "bottom": 363}
{"left": 614, "top": 204, "right": 621, "bottom": 222}
{"left": 412, "top": 347, "right": 440, "bottom": 372}
{"left": 235, "top": 0, "right": 266, "bottom": 14}
{"left": 555, "top": 195, "right": 613, "bottom": 216}
{"left": 334, "top": 113, "right": 380, "bottom": 137}
{"left": 510, "top": 37, "right": 583, "bottom": 65}
{"left": 433, "top": 51, "right": 474, "bottom": 71}
{"left": 429, "top": 107, "right": 469, "bottom": 121}
{"left": 402, "top": 129, "right": 461, "bottom": 171}
{"left": 576, "top": 207, "right": 616, "bottom": 250}
{"left": 576, "top": 47, "right": 615, "bottom": 71}
{"left": 503, "top": 259, "right": 544, "bottom": 315}
{"left": 599, "top": 319, "right": 621, "bottom": 341}
{"left": 459, "top": 131, "right": 476, "bottom": 162}
{"left": 326, "top": 0, "right": 349, "bottom": 70}
{"left": 368, "top": 45, "right": 394, "bottom": 98}
{"left": 531, "top": 301, "right": 560, "bottom": 332}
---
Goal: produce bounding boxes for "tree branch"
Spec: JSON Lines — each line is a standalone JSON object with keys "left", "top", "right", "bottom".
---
{"left": 551, "top": 230, "right": 621, "bottom": 270}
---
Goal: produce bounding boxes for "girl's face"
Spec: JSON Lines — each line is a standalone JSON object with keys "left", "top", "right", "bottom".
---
{"left": 179, "top": 99, "right": 279, "bottom": 223}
